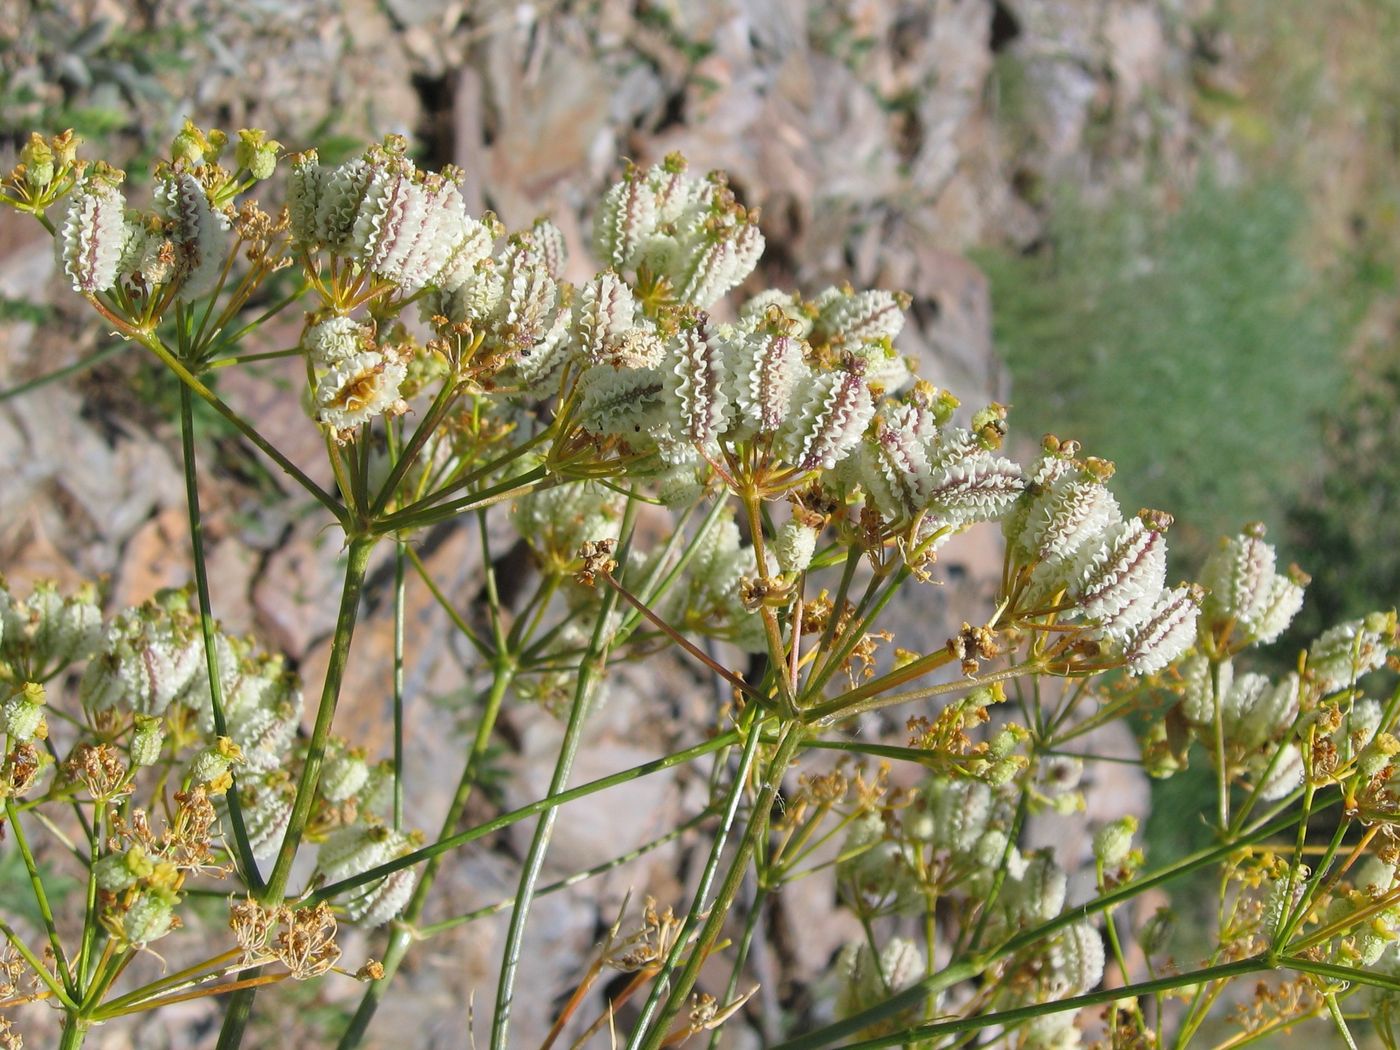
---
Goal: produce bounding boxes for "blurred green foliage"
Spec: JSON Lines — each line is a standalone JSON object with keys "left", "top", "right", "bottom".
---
{"left": 0, "top": 10, "right": 199, "bottom": 168}
{"left": 1285, "top": 337, "right": 1400, "bottom": 643}
{"left": 976, "top": 177, "right": 1352, "bottom": 560}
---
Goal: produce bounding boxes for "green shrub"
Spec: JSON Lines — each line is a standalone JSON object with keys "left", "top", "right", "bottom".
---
{"left": 978, "top": 177, "right": 1348, "bottom": 556}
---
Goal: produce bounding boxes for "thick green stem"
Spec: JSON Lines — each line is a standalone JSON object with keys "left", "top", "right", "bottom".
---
{"left": 59, "top": 1013, "right": 88, "bottom": 1050}
{"left": 266, "top": 534, "right": 376, "bottom": 896}
{"left": 216, "top": 533, "right": 375, "bottom": 1048}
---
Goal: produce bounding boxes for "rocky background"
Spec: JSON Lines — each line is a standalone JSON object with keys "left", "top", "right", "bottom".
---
{"left": 1, "top": 1, "right": 1394, "bottom": 1046}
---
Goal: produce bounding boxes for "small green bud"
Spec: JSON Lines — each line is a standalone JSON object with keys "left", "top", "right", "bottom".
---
{"left": 121, "top": 888, "right": 176, "bottom": 945}
{"left": 190, "top": 737, "right": 241, "bottom": 792}
{"left": 130, "top": 715, "right": 165, "bottom": 767}
{"left": 986, "top": 722, "right": 1026, "bottom": 761}
{"left": 986, "top": 756, "right": 1022, "bottom": 785}
{"left": 967, "top": 681, "right": 1007, "bottom": 708}
{"left": 147, "top": 859, "right": 181, "bottom": 893}
{"left": 1356, "top": 923, "right": 1390, "bottom": 966}
{"left": 93, "top": 853, "right": 137, "bottom": 893}
{"left": 171, "top": 121, "right": 210, "bottom": 166}
{"left": 19, "top": 133, "right": 54, "bottom": 189}
{"left": 125, "top": 846, "right": 156, "bottom": 881}
{"left": 234, "top": 129, "right": 280, "bottom": 181}
{"left": 971, "top": 402, "right": 1008, "bottom": 450}
{"left": 95, "top": 845, "right": 155, "bottom": 892}
{"left": 4, "top": 682, "right": 46, "bottom": 742}
{"left": 930, "top": 386, "right": 960, "bottom": 427}
{"left": 1093, "top": 815, "right": 1139, "bottom": 869}
{"left": 1364, "top": 610, "right": 1396, "bottom": 635}
{"left": 1359, "top": 733, "right": 1400, "bottom": 778}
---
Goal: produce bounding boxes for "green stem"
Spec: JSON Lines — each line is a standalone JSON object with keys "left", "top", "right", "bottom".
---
{"left": 1275, "top": 802, "right": 1345, "bottom": 950}
{"left": 180, "top": 383, "right": 262, "bottom": 888}
{"left": 810, "top": 543, "right": 861, "bottom": 669}
{"left": 216, "top": 533, "right": 375, "bottom": 1048}
{"left": 708, "top": 881, "right": 769, "bottom": 1050}
{"left": 307, "top": 728, "right": 744, "bottom": 905}
{"left": 1212, "top": 658, "right": 1230, "bottom": 829}
{"left": 335, "top": 659, "right": 516, "bottom": 1048}
{"left": 800, "top": 566, "right": 910, "bottom": 706}
{"left": 489, "top": 497, "right": 639, "bottom": 1048}
{"left": 76, "top": 819, "right": 100, "bottom": 991}
{"left": 5, "top": 798, "right": 75, "bottom": 999}
{"left": 826, "top": 956, "right": 1271, "bottom": 1050}
{"left": 140, "top": 333, "right": 344, "bottom": 520}
{"left": 384, "top": 426, "right": 554, "bottom": 524}
{"left": 98, "top": 949, "right": 242, "bottom": 1015}
{"left": 636, "top": 722, "right": 806, "bottom": 1049}
{"left": 1326, "top": 991, "right": 1360, "bottom": 1050}
{"left": 266, "top": 534, "right": 375, "bottom": 896}
{"left": 626, "top": 709, "right": 762, "bottom": 1039}
{"left": 200, "top": 283, "right": 310, "bottom": 360}
{"left": 802, "top": 661, "right": 1036, "bottom": 725}
{"left": 392, "top": 540, "right": 407, "bottom": 831}
{"left": 1282, "top": 953, "right": 1400, "bottom": 992}
{"left": 372, "top": 465, "right": 551, "bottom": 534}
{"left": 79, "top": 942, "right": 129, "bottom": 1012}
{"left": 204, "top": 346, "right": 303, "bottom": 369}
{"left": 417, "top": 811, "right": 712, "bottom": 939}
{"left": 369, "top": 378, "right": 459, "bottom": 517}
{"left": 782, "top": 795, "right": 1337, "bottom": 1048}
{"left": 403, "top": 542, "right": 489, "bottom": 661}
{"left": 0, "top": 917, "right": 76, "bottom": 1010}
{"left": 59, "top": 1013, "right": 88, "bottom": 1050}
